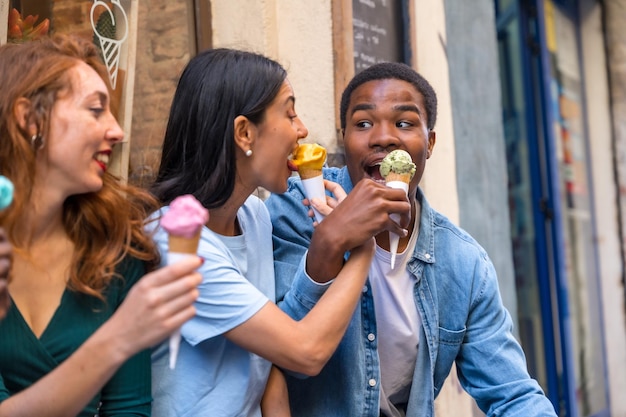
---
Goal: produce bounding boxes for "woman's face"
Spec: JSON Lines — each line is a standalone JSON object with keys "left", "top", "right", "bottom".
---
{"left": 37, "top": 61, "right": 123, "bottom": 199}
{"left": 248, "top": 79, "right": 308, "bottom": 193}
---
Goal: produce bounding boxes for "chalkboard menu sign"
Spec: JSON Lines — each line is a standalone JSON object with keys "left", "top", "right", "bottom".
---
{"left": 352, "top": 0, "right": 407, "bottom": 73}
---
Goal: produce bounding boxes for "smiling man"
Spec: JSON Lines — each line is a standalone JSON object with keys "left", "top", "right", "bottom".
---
{"left": 265, "top": 62, "right": 557, "bottom": 417}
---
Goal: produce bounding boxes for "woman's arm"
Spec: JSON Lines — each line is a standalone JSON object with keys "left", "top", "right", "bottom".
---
{"left": 227, "top": 181, "right": 374, "bottom": 375}
{"left": 225, "top": 239, "right": 373, "bottom": 375}
{"left": 260, "top": 365, "right": 291, "bottom": 417}
{"left": 0, "top": 257, "right": 202, "bottom": 417}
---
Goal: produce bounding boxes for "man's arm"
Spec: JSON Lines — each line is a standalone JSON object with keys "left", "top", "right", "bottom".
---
{"left": 266, "top": 178, "right": 317, "bottom": 305}
{"left": 456, "top": 252, "right": 557, "bottom": 417}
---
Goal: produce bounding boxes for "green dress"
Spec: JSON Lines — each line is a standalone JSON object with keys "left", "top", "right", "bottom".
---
{"left": 0, "top": 257, "right": 152, "bottom": 416}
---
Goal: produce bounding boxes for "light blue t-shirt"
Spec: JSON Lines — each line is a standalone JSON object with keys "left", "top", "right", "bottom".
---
{"left": 149, "top": 195, "right": 275, "bottom": 417}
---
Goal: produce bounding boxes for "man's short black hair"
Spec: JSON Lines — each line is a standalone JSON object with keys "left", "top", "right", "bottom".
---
{"left": 340, "top": 62, "right": 438, "bottom": 132}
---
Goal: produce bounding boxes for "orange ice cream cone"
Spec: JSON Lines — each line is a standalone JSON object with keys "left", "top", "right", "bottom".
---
{"left": 291, "top": 143, "right": 327, "bottom": 223}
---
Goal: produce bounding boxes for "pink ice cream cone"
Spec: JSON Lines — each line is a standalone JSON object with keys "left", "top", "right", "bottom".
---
{"left": 160, "top": 194, "right": 209, "bottom": 369}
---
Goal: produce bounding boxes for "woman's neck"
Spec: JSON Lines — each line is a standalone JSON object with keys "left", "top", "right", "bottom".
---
{"left": 205, "top": 184, "right": 253, "bottom": 236}
{"left": 19, "top": 185, "right": 67, "bottom": 246}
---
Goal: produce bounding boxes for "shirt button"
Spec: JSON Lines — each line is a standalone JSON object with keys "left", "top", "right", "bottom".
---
{"left": 368, "top": 379, "right": 377, "bottom": 387}
{"left": 367, "top": 333, "right": 376, "bottom": 342}
{"left": 362, "top": 285, "right": 368, "bottom": 293}
{"left": 424, "top": 253, "right": 431, "bottom": 259}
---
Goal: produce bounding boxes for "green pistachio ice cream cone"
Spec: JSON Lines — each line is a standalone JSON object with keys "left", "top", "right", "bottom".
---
{"left": 380, "top": 150, "right": 416, "bottom": 183}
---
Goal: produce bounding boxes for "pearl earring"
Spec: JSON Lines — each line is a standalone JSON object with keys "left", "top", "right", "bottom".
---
{"left": 31, "top": 134, "right": 44, "bottom": 150}
{"left": 245, "top": 149, "right": 253, "bottom": 157}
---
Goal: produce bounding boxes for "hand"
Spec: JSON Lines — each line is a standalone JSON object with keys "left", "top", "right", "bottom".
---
{"left": 105, "top": 256, "right": 203, "bottom": 357}
{"left": 307, "top": 180, "right": 348, "bottom": 225}
{"left": 306, "top": 179, "right": 410, "bottom": 282}
{"left": 0, "top": 228, "right": 12, "bottom": 320}
{"left": 315, "top": 179, "right": 409, "bottom": 250}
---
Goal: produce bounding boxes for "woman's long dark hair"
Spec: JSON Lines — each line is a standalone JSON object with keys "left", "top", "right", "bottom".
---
{"left": 151, "top": 48, "right": 287, "bottom": 209}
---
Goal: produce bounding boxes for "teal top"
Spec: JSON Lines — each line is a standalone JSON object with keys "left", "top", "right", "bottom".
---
{"left": 0, "top": 257, "right": 152, "bottom": 416}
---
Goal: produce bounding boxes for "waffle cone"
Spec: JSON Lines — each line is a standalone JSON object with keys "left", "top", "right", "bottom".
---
{"left": 168, "top": 231, "right": 201, "bottom": 254}
{"left": 299, "top": 167, "right": 322, "bottom": 179}
{"left": 385, "top": 172, "right": 412, "bottom": 184}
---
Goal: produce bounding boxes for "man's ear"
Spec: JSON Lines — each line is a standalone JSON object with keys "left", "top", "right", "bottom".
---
{"left": 233, "top": 115, "right": 254, "bottom": 155}
{"left": 427, "top": 130, "right": 436, "bottom": 159}
{"left": 13, "top": 97, "right": 37, "bottom": 136}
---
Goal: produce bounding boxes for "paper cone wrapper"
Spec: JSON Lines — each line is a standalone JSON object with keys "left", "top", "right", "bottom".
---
{"left": 385, "top": 181, "right": 409, "bottom": 269}
{"left": 166, "top": 230, "right": 201, "bottom": 369}
{"left": 301, "top": 174, "right": 325, "bottom": 223}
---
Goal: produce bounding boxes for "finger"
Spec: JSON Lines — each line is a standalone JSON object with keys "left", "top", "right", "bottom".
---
{"left": 0, "top": 240, "right": 11, "bottom": 256}
{"left": 146, "top": 256, "right": 203, "bottom": 287}
{"left": 324, "top": 195, "right": 340, "bottom": 209}
{"left": 323, "top": 180, "right": 347, "bottom": 203}
{"left": 156, "top": 285, "right": 200, "bottom": 323}
{"left": 153, "top": 271, "right": 202, "bottom": 305}
{"left": 0, "top": 257, "right": 10, "bottom": 278}
{"left": 310, "top": 197, "right": 333, "bottom": 216}
{"left": 387, "top": 214, "right": 409, "bottom": 237}
{"left": 161, "top": 304, "right": 197, "bottom": 333}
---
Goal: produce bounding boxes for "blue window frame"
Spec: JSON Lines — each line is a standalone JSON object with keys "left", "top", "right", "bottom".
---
{"left": 495, "top": 1, "right": 610, "bottom": 416}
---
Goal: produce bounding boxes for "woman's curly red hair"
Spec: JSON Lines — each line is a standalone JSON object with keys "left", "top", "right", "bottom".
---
{"left": 0, "top": 34, "right": 159, "bottom": 300}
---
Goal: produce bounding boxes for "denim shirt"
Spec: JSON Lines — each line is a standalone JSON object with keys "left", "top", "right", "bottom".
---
{"left": 265, "top": 166, "right": 557, "bottom": 417}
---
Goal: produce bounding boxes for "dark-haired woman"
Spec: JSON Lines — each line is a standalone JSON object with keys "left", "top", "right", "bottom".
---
{"left": 149, "top": 48, "right": 374, "bottom": 416}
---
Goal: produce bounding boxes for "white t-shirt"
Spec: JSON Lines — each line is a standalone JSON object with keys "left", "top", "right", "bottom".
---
{"left": 369, "top": 211, "right": 421, "bottom": 417}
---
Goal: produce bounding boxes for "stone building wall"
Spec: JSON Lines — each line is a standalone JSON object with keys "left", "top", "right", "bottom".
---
{"left": 129, "top": 0, "right": 193, "bottom": 187}
{"left": 50, "top": 0, "right": 92, "bottom": 38}
{"left": 47, "top": 0, "right": 187, "bottom": 184}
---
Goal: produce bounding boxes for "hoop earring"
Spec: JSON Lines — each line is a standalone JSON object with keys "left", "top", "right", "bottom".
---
{"left": 31, "top": 134, "right": 44, "bottom": 150}
{"left": 245, "top": 149, "right": 253, "bottom": 157}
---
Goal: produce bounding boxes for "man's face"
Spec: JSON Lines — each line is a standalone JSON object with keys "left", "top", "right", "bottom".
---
{"left": 343, "top": 78, "right": 435, "bottom": 195}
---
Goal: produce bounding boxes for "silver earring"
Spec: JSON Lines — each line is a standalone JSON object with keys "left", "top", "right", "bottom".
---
{"left": 31, "top": 134, "right": 44, "bottom": 150}
{"left": 245, "top": 149, "right": 253, "bottom": 157}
